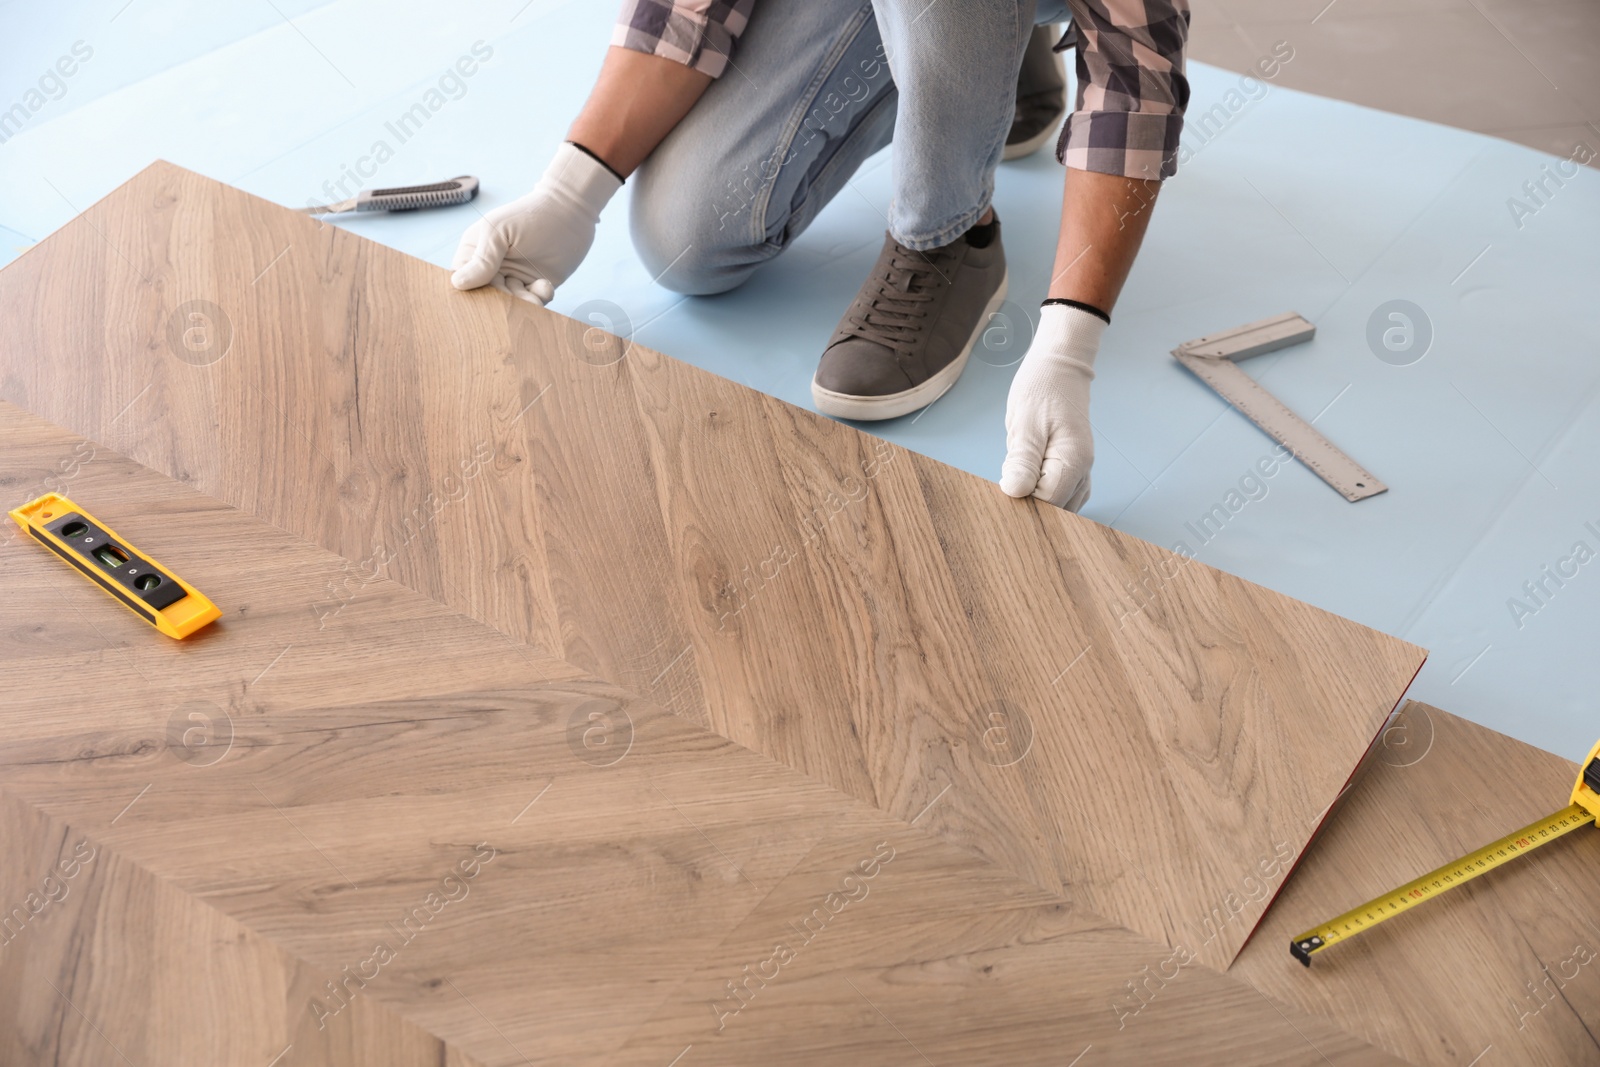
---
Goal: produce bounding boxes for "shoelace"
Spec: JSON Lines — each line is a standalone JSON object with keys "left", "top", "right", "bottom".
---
{"left": 843, "top": 246, "right": 956, "bottom": 356}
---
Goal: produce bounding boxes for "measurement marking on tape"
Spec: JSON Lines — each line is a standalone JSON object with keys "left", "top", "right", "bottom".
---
{"left": 1292, "top": 739, "right": 1600, "bottom": 965}
{"left": 1174, "top": 312, "right": 1387, "bottom": 503}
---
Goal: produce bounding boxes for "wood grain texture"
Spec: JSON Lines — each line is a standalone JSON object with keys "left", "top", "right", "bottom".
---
{"left": 0, "top": 405, "right": 1404, "bottom": 1065}
{"left": 2, "top": 163, "right": 1580, "bottom": 1067}
{"left": 1236, "top": 701, "right": 1600, "bottom": 1066}
{"left": 0, "top": 161, "right": 1427, "bottom": 971}
{"left": 0, "top": 794, "right": 487, "bottom": 1067}
{"left": 615, "top": 816, "right": 1404, "bottom": 1067}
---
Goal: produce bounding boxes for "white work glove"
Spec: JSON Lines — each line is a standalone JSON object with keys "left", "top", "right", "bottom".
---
{"left": 451, "top": 142, "right": 622, "bottom": 306}
{"left": 1000, "top": 303, "right": 1106, "bottom": 512}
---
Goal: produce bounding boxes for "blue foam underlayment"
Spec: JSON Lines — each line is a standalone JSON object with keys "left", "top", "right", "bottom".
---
{"left": 4, "top": 0, "right": 1597, "bottom": 758}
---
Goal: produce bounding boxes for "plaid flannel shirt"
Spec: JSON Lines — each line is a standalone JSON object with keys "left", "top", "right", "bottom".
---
{"left": 1055, "top": 1, "right": 1190, "bottom": 180}
{"left": 612, "top": 0, "right": 754, "bottom": 78}
{"left": 611, "top": 0, "right": 1189, "bottom": 180}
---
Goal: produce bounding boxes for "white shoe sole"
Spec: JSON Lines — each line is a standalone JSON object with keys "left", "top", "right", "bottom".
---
{"left": 812, "top": 269, "right": 1009, "bottom": 422}
{"left": 1003, "top": 44, "right": 1067, "bottom": 162}
{"left": 1001, "top": 117, "right": 1063, "bottom": 161}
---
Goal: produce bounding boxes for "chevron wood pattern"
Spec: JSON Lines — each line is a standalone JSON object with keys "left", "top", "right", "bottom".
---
{"left": 0, "top": 403, "right": 1397, "bottom": 1066}
{"left": 4, "top": 406, "right": 1594, "bottom": 1065}
{"left": 0, "top": 792, "right": 488, "bottom": 1067}
{"left": 0, "top": 163, "right": 1426, "bottom": 975}
{"left": 0, "top": 164, "right": 1589, "bottom": 1065}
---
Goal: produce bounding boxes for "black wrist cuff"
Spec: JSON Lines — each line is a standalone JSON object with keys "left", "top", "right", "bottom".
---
{"left": 1041, "top": 297, "right": 1111, "bottom": 324}
{"left": 567, "top": 141, "right": 626, "bottom": 184}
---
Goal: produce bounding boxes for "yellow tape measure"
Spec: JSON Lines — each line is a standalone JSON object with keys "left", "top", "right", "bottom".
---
{"left": 1292, "top": 737, "right": 1600, "bottom": 965}
{"left": 10, "top": 493, "right": 220, "bottom": 639}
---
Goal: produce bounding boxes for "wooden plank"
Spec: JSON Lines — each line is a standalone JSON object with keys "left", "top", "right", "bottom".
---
{"left": 0, "top": 162, "right": 1426, "bottom": 970}
{"left": 0, "top": 795, "right": 488, "bottom": 1067}
{"left": 614, "top": 814, "right": 1405, "bottom": 1066}
{"left": 1235, "top": 701, "right": 1600, "bottom": 1066}
{"left": 0, "top": 405, "right": 1401, "bottom": 1065}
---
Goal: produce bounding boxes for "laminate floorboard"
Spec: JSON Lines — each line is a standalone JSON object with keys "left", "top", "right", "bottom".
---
{"left": 2, "top": 163, "right": 1582, "bottom": 1066}
{"left": 0, "top": 794, "right": 487, "bottom": 1067}
{"left": 614, "top": 813, "right": 1404, "bottom": 1067}
{"left": 0, "top": 404, "right": 1404, "bottom": 1065}
{"left": 1235, "top": 701, "right": 1600, "bottom": 1066}
{"left": 0, "top": 162, "right": 1428, "bottom": 970}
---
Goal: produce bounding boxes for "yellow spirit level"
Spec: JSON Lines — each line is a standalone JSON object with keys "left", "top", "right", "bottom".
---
{"left": 10, "top": 493, "right": 220, "bottom": 639}
{"left": 1292, "top": 737, "right": 1600, "bottom": 965}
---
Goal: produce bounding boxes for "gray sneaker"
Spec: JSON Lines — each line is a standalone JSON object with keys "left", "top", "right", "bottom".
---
{"left": 1004, "top": 25, "right": 1067, "bottom": 161}
{"left": 812, "top": 221, "right": 1008, "bottom": 421}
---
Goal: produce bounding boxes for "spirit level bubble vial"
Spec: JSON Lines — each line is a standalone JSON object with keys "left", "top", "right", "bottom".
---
{"left": 10, "top": 493, "right": 221, "bottom": 639}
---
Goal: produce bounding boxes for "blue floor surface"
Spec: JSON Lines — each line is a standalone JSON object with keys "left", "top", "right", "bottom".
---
{"left": 4, "top": 0, "right": 1597, "bottom": 758}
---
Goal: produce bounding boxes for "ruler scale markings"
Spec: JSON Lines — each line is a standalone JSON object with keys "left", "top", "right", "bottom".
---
{"left": 1292, "top": 742, "right": 1600, "bottom": 965}
{"left": 1174, "top": 313, "right": 1388, "bottom": 503}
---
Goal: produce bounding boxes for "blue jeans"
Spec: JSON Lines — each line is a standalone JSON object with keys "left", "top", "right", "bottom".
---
{"left": 631, "top": 0, "right": 1066, "bottom": 295}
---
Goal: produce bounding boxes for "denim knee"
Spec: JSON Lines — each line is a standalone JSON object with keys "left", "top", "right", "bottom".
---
{"left": 628, "top": 162, "right": 773, "bottom": 296}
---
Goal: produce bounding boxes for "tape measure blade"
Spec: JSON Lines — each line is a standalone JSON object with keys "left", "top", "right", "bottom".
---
{"left": 1290, "top": 803, "right": 1595, "bottom": 965}
{"left": 1175, "top": 352, "right": 1387, "bottom": 503}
